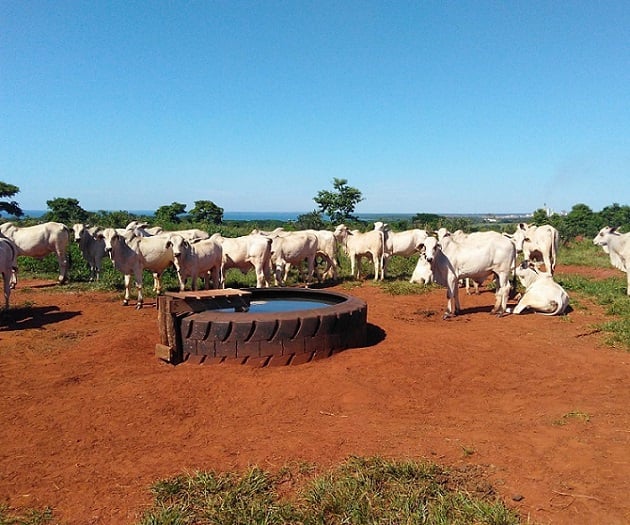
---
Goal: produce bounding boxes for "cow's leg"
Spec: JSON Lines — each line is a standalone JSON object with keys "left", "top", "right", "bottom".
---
{"left": 56, "top": 248, "right": 69, "bottom": 284}
{"left": 122, "top": 274, "right": 132, "bottom": 306}
{"left": 2, "top": 271, "right": 10, "bottom": 309}
{"left": 134, "top": 271, "right": 144, "bottom": 309}
{"left": 626, "top": 270, "right": 630, "bottom": 297}
{"left": 305, "top": 256, "right": 315, "bottom": 284}
{"left": 491, "top": 274, "right": 511, "bottom": 315}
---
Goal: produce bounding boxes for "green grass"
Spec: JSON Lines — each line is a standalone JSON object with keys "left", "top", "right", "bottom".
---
{"left": 139, "top": 456, "right": 521, "bottom": 525}
{"left": 555, "top": 273, "right": 630, "bottom": 350}
{"left": 0, "top": 505, "right": 56, "bottom": 525}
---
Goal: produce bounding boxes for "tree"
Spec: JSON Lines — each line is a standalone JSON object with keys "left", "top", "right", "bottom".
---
{"left": 562, "top": 203, "right": 599, "bottom": 240}
{"left": 0, "top": 181, "right": 23, "bottom": 217}
{"left": 189, "top": 200, "right": 224, "bottom": 224}
{"left": 296, "top": 210, "right": 326, "bottom": 230}
{"left": 154, "top": 202, "right": 186, "bottom": 224}
{"left": 314, "top": 178, "right": 363, "bottom": 224}
{"left": 531, "top": 208, "right": 549, "bottom": 226}
{"left": 43, "top": 197, "right": 89, "bottom": 224}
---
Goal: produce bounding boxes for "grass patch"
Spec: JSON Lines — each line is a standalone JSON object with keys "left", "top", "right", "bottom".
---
{"left": 555, "top": 273, "right": 630, "bottom": 350}
{"left": 0, "top": 505, "right": 56, "bottom": 525}
{"left": 553, "top": 410, "right": 591, "bottom": 426}
{"left": 139, "top": 456, "right": 521, "bottom": 525}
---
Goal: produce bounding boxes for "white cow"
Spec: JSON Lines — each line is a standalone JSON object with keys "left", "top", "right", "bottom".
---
{"left": 374, "top": 222, "right": 428, "bottom": 278}
{"left": 0, "top": 238, "right": 18, "bottom": 308}
{"left": 72, "top": 224, "right": 107, "bottom": 281}
{"left": 169, "top": 234, "right": 223, "bottom": 291}
{"left": 125, "top": 221, "right": 164, "bottom": 237}
{"left": 334, "top": 224, "right": 385, "bottom": 281}
{"left": 437, "top": 229, "right": 488, "bottom": 294}
{"left": 593, "top": 226, "right": 630, "bottom": 296}
{"left": 303, "top": 229, "right": 340, "bottom": 281}
{"left": 512, "top": 261, "right": 569, "bottom": 315}
{"left": 215, "top": 233, "right": 273, "bottom": 288}
{"left": 98, "top": 228, "right": 175, "bottom": 308}
{"left": 409, "top": 254, "right": 433, "bottom": 285}
{"left": 0, "top": 222, "right": 70, "bottom": 284}
{"left": 422, "top": 231, "right": 516, "bottom": 318}
{"left": 510, "top": 223, "right": 559, "bottom": 274}
{"left": 268, "top": 230, "right": 319, "bottom": 286}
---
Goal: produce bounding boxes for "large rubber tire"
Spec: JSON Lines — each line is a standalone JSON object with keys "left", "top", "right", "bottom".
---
{"left": 179, "top": 288, "right": 367, "bottom": 366}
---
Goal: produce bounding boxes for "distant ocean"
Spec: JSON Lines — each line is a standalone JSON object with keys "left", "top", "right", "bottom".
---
{"left": 13, "top": 210, "right": 529, "bottom": 221}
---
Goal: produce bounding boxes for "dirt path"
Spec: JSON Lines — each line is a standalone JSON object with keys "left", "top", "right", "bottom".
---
{"left": 1, "top": 266, "right": 629, "bottom": 524}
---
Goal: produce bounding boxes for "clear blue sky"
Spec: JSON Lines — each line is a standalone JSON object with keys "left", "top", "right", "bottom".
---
{"left": 1, "top": 1, "right": 628, "bottom": 215}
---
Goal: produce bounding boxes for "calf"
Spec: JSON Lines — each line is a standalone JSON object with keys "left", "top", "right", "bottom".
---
{"left": 512, "top": 261, "right": 569, "bottom": 315}
{"left": 409, "top": 254, "right": 433, "bottom": 285}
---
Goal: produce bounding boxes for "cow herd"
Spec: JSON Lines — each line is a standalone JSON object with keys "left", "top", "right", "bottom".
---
{"left": 1, "top": 219, "right": 629, "bottom": 318}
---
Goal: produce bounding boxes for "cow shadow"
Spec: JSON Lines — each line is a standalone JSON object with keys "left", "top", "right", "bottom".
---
{"left": 0, "top": 305, "right": 81, "bottom": 331}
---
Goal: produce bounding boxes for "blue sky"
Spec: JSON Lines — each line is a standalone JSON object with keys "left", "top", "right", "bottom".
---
{"left": 1, "top": 1, "right": 628, "bottom": 215}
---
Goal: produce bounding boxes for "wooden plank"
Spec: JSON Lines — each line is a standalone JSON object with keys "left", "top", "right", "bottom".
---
{"left": 166, "top": 289, "right": 252, "bottom": 300}
{"left": 155, "top": 343, "right": 174, "bottom": 362}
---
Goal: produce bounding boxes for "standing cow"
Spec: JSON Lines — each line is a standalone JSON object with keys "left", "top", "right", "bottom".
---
{"left": 72, "top": 224, "right": 107, "bottom": 281}
{"left": 0, "top": 237, "right": 18, "bottom": 308}
{"left": 593, "top": 226, "right": 630, "bottom": 296}
{"left": 0, "top": 222, "right": 70, "bottom": 284}
{"left": 98, "top": 228, "right": 175, "bottom": 308}
{"left": 422, "top": 231, "right": 516, "bottom": 318}
{"left": 510, "top": 223, "right": 559, "bottom": 275}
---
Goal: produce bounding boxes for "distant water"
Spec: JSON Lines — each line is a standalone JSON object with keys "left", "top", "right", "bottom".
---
{"left": 12, "top": 210, "right": 529, "bottom": 222}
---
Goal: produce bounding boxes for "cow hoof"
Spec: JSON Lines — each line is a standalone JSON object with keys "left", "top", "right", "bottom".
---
{"left": 122, "top": 299, "right": 129, "bottom": 306}
{"left": 442, "top": 312, "right": 455, "bottom": 320}
{"left": 136, "top": 303, "right": 143, "bottom": 310}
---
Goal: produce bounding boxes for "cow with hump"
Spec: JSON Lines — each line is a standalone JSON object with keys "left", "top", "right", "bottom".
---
{"left": 593, "top": 226, "right": 630, "bottom": 296}
{"left": 509, "top": 223, "right": 559, "bottom": 275}
{"left": 512, "top": 260, "right": 569, "bottom": 315}
{"left": 421, "top": 230, "right": 516, "bottom": 319}
{"left": 0, "top": 221, "right": 70, "bottom": 284}
{"left": 98, "top": 228, "right": 175, "bottom": 308}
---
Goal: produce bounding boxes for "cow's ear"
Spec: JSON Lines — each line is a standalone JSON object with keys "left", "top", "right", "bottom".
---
{"left": 518, "top": 223, "right": 527, "bottom": 231}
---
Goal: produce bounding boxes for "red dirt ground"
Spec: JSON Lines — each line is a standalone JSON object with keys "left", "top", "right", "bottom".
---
{"left": 1, "top": 265, "right": 629, "bottom": 524}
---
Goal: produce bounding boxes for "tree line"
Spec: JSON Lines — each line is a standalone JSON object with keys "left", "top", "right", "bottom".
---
{"left": 2, "top": 179, "right": 629, "bottom": 241}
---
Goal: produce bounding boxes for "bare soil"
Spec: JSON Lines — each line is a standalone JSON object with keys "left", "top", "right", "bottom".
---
{"left": 1, "top": 265, "right": 629, "bottom": 524}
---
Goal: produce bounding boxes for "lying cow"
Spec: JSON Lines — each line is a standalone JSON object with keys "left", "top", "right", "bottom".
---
{"left": 512, "top": 261, "right": 569, "bottom": 315}
{"left": 409, "top": 254, "right": 433, "bottom": 285}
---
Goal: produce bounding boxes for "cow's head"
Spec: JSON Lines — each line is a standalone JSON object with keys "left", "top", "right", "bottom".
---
{"left": 420, "top": 236, "right": 440, "bottom": 263}
{"left": 593, "top": 226, "right": 619, "bottom": 248}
